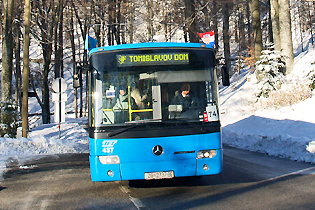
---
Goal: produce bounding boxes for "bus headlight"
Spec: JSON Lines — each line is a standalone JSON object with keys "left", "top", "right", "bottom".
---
{"left": 197, "top": 150, "right": 217, "bottom": 159}
{"left": 99, "top": 155, "right": 120, "bottom": 164}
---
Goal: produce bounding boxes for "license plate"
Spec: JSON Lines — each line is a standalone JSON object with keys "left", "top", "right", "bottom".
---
{"left": 145, "top": 171, "right": 174, "bottom": 180}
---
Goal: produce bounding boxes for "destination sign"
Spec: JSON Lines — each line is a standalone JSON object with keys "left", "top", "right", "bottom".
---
{"left": 117, "top": 53, "right": 189, "bottom": 67}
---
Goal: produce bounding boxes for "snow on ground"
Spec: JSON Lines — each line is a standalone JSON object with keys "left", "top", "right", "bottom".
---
{"left": 1, "top": 45, "right": 315, "bottom": 182}
{"left": 0, "top": 116, "right": 89, "bottom": 181}
{"left": 220, "top": 46, "right": 315, "bottom": 163}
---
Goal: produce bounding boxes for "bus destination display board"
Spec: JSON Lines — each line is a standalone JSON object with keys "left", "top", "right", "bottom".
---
{"left": 117, "top": 53, "right": 189, "bottom": 67}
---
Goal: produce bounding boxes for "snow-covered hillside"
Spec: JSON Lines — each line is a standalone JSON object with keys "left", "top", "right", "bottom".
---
{"left": 220, "top": 46, "right": 315, "bottom": 163}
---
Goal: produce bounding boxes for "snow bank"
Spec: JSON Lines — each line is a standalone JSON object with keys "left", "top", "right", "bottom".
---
{"left": 220, "top": 46, "right": 315, "bottom": 164}
{"left": 223, "top": 128, "right": 315, "bottom": 163}
{"left": 0, "top": 117, "right": 89, "bottom": 181}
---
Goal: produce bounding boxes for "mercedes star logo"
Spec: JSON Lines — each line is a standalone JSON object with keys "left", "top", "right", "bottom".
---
{"left": 152, "top": 145, "right": 164, "bottom": 156}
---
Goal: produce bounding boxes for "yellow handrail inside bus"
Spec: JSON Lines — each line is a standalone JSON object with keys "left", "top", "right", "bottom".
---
{"left": 128, "top": 86, "right": 132, "bottom": 121}
{"left": 103, "top": 85, "right": 153, "bottom": 122}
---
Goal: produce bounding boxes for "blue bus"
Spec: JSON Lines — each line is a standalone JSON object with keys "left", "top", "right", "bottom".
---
{"left": 87, "top": 42, "right": 227, "bottom": 182}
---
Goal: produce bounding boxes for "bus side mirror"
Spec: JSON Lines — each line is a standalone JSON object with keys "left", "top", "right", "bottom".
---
{"left": 73, "top": 66, "right": 82, "bottom": 88}
{"left": 221, "top": 66, "right": 230, "bottom": 86}
{"left": 73, "top": 74, "right": 80, "bottom": 88}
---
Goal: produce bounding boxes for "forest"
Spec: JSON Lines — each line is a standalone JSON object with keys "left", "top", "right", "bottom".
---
{"left": 1, "top": 0, "right": 315, "bottom": 137}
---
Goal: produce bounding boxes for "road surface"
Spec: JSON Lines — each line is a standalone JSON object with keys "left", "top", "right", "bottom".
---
{"left": 1, "top": 146, "right": 315, "bottom": 210}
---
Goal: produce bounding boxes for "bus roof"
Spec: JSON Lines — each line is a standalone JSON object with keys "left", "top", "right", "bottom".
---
{"left": 89, "top": 42, "right": 214, "bottom": 56}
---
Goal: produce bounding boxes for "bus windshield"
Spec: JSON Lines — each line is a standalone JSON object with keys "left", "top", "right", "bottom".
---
{"left": 88, "top": 48, "right": 219, "bottom": 127}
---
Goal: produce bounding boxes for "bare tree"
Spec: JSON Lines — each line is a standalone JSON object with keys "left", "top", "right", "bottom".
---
{"left": 238, "top": 2, "right": 247, "bottom": 51}
{"left": 93, "top": 1, "right": 102, "bottom": 47}
{"left": 54, "top": 0, "right": 64, "bottom": 79}
{"left": 31, "top": 0, "right": 58, "bottom": 124}
{"left": 65, "top": 5, "right": 79, "bottom": 118}
{"left": 270, "top": 0, "right": 281, "bottom": 51}
{"left": 14, "top": 3, "right": 23, "bottom": 113}
{"left": 211, "top": 0, "right": 219, "bottom": 49}
{"left": 108, "top": 0, "right": 115, "bottom": 45}
{"left": 146, "top": 0, "right": 154, "bottom": 41}
{"left": 1, "top": 0, "right": 14, "bottom": 102}
{"left": 279, "top": 0, "right": 294, "bottom": 74}
{"left": 22, "top": 0, "right": 31, "bottom": 137}
{"left": 70, "top": 0, "right": 91, "bottom": 117}
{"left": 0, "top": 0, "right": 3, "bottom": 35}
{"left": 249, "top": 0, "right": 263, "bottom": 65}
{"left": 222, "top": 0, "right": 231, "bottom": 75}
{"left": 185, "top": 0, "right": 198, "bottom": 42}
{"left": 127, "top": 0, "right": 135, "bottom": 43}
{"left": 246, "top": 2, "right": 252, "bottom": 48}
{"left": 105, "top": 0, "right": 127, "bottom": 44}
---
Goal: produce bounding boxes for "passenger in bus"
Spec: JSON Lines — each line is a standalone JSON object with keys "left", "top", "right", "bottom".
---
{"left": 113, "top": 85, "right": 137, "bottom": 122}
{"left": 131, "top": 84, "right": 148, "bottom": 109}
{"left": 113, "top": 85, "right": 129, "bottom": 110}
{"left": 170, "top": 83, "right": 199, "bottom": 112}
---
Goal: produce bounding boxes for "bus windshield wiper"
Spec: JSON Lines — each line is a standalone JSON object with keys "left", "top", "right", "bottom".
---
{"left": 107, "top": 124, "right": 140, "bottom": 137}
{"left": 107, "top": 119, "right": 162, "bottom": 137}
{"left": 170, "top": 118, "right": 208, "bottom": 133}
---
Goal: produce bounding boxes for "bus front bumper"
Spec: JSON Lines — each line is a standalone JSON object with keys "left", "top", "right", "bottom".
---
{"left": 89, "top": 149, "right": 222, "bottom": 182}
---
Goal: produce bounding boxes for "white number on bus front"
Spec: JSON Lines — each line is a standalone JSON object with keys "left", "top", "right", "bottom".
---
{"left": 103, "top": 147, "right": 114, "bottom": 153}
{"left": 206, "top": 105, "right": 219, "bottom": 122}
{"left": 208, "top": 110, "right": 217, "bottom": 117}
{"left": 102, "top": 140, "right": 117, "bottom": 153}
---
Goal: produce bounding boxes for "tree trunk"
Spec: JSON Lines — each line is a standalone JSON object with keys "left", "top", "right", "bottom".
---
{"left": 42, "top": 57, "right": 51, "bottom": 124}
{"left": 212, "top": 0, "right": 219, "bottom": 49}
{"left": 128, "top": 0, "right": 135, "bottom": 43}
{"left": 70, "top": 0, "right": 87, "bottom": 117}
{"left": 54, "top": 3, "right": 60, "bottom": 79}
{"left": 270, "top": 0, "right": 281, "bottom": 51}
{"left": 246, "top": 2, "right": 252, "bottom": 48}
{"left": 203, "top": 6, "right": 210, "bottom": 32}
{"left": 108, "top": 0, "right": 115, "bottom": 45}
{"left": 249, "top": 0, "right": 263, "bottom": 64}
{"left": 81, "top": 0, "right": 88, "bottom": 117}
{"left": 95, "top": 21, "right": 101, "bottom": 47}
{"left": 308, "top": 2, "right": 314, "bottom": 46}
{"left": 234, "top": 4, "right": 239, "bottom": 44}
{"left": 116, "top": 0, "right": 121, "bottom": 44}
{"left": 14, "top": 22, "right": 22, "bottom": 111}
{"left": 68, "top": 7, "right": 78, "bottom": 118}
{"left": 54, "top": 0, "right": 64, "bottom": 78}
{"left": 146, "top": 0, "right": 154, "bottom": 41}
{"left": 22, "top": 0, "right": 31, "bottom": 137}
{"left": 35, "top": 0, "right": 55, "bottom": 124}
{"left": 0, "top": 4, "right": 2, "bottom": 36}
{"left": 163, "top": 0, "right": 168, "bottom": 42}
{"left": 1, "top": 0, "right": 14, "bottom": 102}
{"left": 119, "top": 2, "right": 126, "bottom": 44}
{"left": 239, "top": 4, "right": 246, "bottom": 51}
{"left": 59, "top": 0, "right": 64, "bottom": 78}
{"left": 222, "top": 1, "right": 231, "bottom": 75}
{"left": 267, "top": 0, "right": 273, "bottom": 44}
{"left": 279, "top": 0, "right": 294, "bottom": 74}
{"left": 185, "top": 0, "right": 198, "bottom": 43}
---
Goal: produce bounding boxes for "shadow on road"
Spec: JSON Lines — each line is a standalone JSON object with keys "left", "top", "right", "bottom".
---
{"left": 136, "top": 174, "right": 312, "bottom": 210}
{"left": 128, "top": 159, "right": 259, "bottom": 189}
{"left": 2, "top": 153, "right": 89, "bottom": 180}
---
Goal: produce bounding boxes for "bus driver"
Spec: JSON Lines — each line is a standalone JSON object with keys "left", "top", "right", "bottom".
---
{"left": 171, "top": 83, "right": 194, "bottom": 112}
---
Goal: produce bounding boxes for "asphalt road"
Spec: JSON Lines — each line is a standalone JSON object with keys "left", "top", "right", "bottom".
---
{"left": 1, "top": 147, "right": 315, "bottom": 210}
